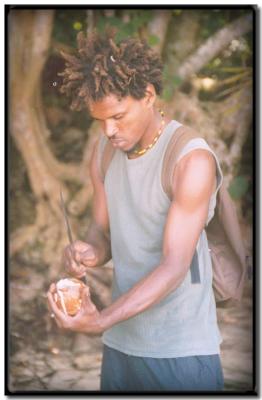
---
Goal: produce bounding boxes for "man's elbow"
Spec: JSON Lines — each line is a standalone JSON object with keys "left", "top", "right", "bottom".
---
{"left": 161, "top": 254, "right": 190, "bottom": 289}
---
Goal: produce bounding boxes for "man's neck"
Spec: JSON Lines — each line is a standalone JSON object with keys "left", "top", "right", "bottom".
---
{"left": 127, "top": 109, "right": 170, "bottom": 159}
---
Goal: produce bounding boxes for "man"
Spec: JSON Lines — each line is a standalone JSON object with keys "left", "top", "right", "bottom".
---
{"left": 47, "top": 31, "right": 224, "bottom": 391}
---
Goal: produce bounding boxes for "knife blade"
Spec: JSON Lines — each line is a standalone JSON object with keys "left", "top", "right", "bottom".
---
{"left": 60, "top": 189, "right": 87, "bottom": 284}
{"left": 60, "top": 190, "right": 74, "bottom": 245}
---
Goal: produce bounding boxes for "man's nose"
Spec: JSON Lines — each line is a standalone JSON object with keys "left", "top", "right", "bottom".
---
{"left": 104, "top": 121, "right": 117, "bottom": 138}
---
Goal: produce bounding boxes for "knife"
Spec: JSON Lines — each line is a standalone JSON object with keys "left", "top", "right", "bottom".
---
{"left": 60, "top": 189, "right": 87, "bottom": 284}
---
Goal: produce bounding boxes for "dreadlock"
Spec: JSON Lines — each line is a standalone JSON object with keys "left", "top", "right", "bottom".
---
{"left": 59, "top": 30, "right": 163, "bottom": 111}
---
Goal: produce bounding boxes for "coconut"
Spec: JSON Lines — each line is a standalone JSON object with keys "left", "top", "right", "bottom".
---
{"left": 54, "top": 278, "right": 87, "bottom": 316}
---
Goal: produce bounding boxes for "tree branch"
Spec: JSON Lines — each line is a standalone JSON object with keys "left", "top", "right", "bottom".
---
{"left": 177, "top": 13, "right": 253, "bottom": 82}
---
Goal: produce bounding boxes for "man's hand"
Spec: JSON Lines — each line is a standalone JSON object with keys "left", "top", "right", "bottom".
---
{"left": 62, "top": 240, "right": 99, "bottom": 279}
{"left": 47, "top": 283, "right": 104, "bottom": 334}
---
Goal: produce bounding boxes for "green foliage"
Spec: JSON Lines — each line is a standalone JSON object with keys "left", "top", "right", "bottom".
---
{"left": 97, "top": 10, "right": 153, "bottom": 42}
{"left": 199, "top": 9, "right": 248, "bottom": 40}
{"left": 172, "top": 10, "right": 182, "bottom": 16}
{"left": 162, "top": 66, "right": 182, "bottom": 100}
{"left": 148, "top": 34, "right": 160, "bottom": 47}
{"left": 73, "top": 21, "right": 83, "bottom": 31}
{"left": 198, "top": 10, "right": 253, "bottom": 91}
{"left": 212, "top": 66, "right": 252, "bottom": 104}
{"left": 162, "top": 86, "right": 173, "bottom": 102}
{"left": 228, "top": 175, "right": 250, "bottom": 200}
{"left": 52, "top": 10, "right": 87, "bottom": 47}
{"left": 202, "top": 32, "right": 252, "bottom": 81}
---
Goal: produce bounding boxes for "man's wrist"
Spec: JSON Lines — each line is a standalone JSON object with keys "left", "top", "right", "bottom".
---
{"left": 98, "top": 308, "right": 113, "bottom": 332}
{"left": 86, "top": 223, "right": 111, "bottom": 266}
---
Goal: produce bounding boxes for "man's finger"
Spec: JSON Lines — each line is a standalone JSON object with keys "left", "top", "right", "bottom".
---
{"left": 82, "top": 250, "right": 96, "bottom": 261}
{"left": 49, "top": 282, "right": 56, "bottom": 294}
{"left": 64, "top": 255, "right": 86, "bottom": 276}
{"left": 47, "top": 291, "right": 67, "bottom": 322}
{"left": 77, "top": 253, "right": 96, "bottom": 266}
{"left": 71, "top": 260, "right": 87, "bottom": 276}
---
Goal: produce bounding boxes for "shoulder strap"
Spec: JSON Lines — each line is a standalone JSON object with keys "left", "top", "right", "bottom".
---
{"left": 162, "top": 125, "right": 200, "bottom": 200}
{"left": 210, "top": 182, "right": 246, "bottom": 269}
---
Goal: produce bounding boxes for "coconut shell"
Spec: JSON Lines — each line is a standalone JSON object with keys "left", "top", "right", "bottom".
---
{"left": 54, "top": 278, "right": 87, "bottom": 316}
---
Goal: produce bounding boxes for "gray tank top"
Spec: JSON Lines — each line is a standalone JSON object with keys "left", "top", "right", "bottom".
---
{"left": 100, "top": 120, "right": 223, "bottom": 358}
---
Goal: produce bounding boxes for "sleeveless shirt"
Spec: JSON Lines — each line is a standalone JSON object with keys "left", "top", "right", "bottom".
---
{"left": 99, "top": 120, "right": 223, "bottom": 358}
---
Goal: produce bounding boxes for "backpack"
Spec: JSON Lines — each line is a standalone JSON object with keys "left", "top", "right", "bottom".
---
{"left": 99, "top": 125, "right": 248, "bottom": 307}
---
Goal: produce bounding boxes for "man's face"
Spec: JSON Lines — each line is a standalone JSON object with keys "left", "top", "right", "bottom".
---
{"left": 88, "top": 93, "right": 152, "bottom": 153}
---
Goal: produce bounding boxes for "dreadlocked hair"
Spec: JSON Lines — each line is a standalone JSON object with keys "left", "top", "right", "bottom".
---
{"left": 59, "top": 30, "right": 163, "bottom": 111}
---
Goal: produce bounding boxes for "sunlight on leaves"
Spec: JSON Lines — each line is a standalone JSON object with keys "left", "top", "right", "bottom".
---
{"left": 73, "top": 21, "right": 83, "bottom": 31}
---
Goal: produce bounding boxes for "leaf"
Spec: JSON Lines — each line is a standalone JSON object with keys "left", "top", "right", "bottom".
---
{"left": 228, "top": 175, "right": 249, "bottom": 200}
{"left": 173, "top": 75, "right": 182, "bottom": 88}
{"left": 215, "top": 81, "right": 250, "bottom": 99}
{"left": 217, "top": 70, "right": 250, "bottom": 86}
{"left": 73, "top": 21, "right": 82, "bottom": 31}
{"left": 218, "top": 66, "right": 252, "bottom": 73}
{"left": 97, "top": 16, "right": 124, "bottom": 35}
{"left": 132, "top": 10, "right": 153, "bottom": 25}
{"left": 148, "top": 35, "right": 160, "bottom": 47}
{"left": 162, "top": 86, "right": 174, "bottom": 101}
{"left": 115, "top": 26, "right": 134, "bottom": 43}
{"left": 105, "top": 16, "right": 124, "bottom": 28}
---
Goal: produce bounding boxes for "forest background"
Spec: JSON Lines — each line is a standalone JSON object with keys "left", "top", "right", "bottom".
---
{"left": 8, "top": 7, "right": 255, "bottom": 393}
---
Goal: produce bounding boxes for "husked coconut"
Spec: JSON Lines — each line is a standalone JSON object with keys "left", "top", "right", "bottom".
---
{"left": 54, "top": 278, "right": 87, "bottom": 316}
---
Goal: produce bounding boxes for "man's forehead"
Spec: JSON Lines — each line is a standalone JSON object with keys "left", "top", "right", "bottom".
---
{"left": 89, "top": 94, "right": 124, "bottom": 109}
{"left": 88, "top": 94, "right": 130, "bottom": 117}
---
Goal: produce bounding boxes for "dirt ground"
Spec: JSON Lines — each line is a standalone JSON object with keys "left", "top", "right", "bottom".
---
{"left": 217, "top": 280, "right": 253, "bottom": 392}
{"left": 8, "top": 256, "right": 254, "bottom": 394}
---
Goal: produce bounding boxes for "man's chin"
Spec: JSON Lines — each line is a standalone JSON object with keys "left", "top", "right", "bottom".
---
{"left": 125, "top": 144, "right": 137, "bottom": 154}
{"left": 110, "top": 140, "right": 137, "bottom": 154}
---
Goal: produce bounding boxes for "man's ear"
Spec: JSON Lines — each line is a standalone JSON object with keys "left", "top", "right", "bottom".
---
{"left": 143, "top": 84, "right": 156, "bottom": 108}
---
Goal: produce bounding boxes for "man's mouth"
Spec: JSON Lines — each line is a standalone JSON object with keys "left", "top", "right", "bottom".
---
{"left": 110, "top": 138, "right": 124, "bottom": 146}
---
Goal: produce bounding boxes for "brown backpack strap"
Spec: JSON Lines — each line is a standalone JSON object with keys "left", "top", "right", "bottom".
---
{"left": 162, "top": 125, "right": 200, "bottom": 200}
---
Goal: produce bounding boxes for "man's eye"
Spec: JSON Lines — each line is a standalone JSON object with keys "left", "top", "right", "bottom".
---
{"left": 114, "top": 115, "right": 123, "bottom": 120}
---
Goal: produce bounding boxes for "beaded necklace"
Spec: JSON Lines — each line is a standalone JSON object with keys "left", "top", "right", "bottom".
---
{"left": 128, "top": 110, "right": 165, "bottom": 157}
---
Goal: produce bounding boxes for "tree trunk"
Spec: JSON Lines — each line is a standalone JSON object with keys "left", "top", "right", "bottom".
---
{"left": 9, "top": 10, "right": 60, "bottom": 207}
{"left": 9, "top": 10, "right": 94, "bottom": 278}
{"left": 147, "top": 10, "right": 172, "bottom": 54}
{"left": 162, "top": 10, "right": 201, "bottom": 79}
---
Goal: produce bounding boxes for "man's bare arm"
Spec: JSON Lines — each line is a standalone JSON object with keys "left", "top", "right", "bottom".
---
{"left": 85, "top": 140, "right": 112, "bottom": 265}
{"left": 63, "top": 140, "right": 111, "bottom": 277}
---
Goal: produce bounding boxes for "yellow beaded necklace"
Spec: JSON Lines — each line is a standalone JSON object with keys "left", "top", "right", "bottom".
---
{"left": 129, "top": 110, "right": 165, "bottom": 157}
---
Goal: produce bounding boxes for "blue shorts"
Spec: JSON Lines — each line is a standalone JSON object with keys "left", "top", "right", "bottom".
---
{"left": 100, "top": 345, "right": 224, "bottom": 392}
